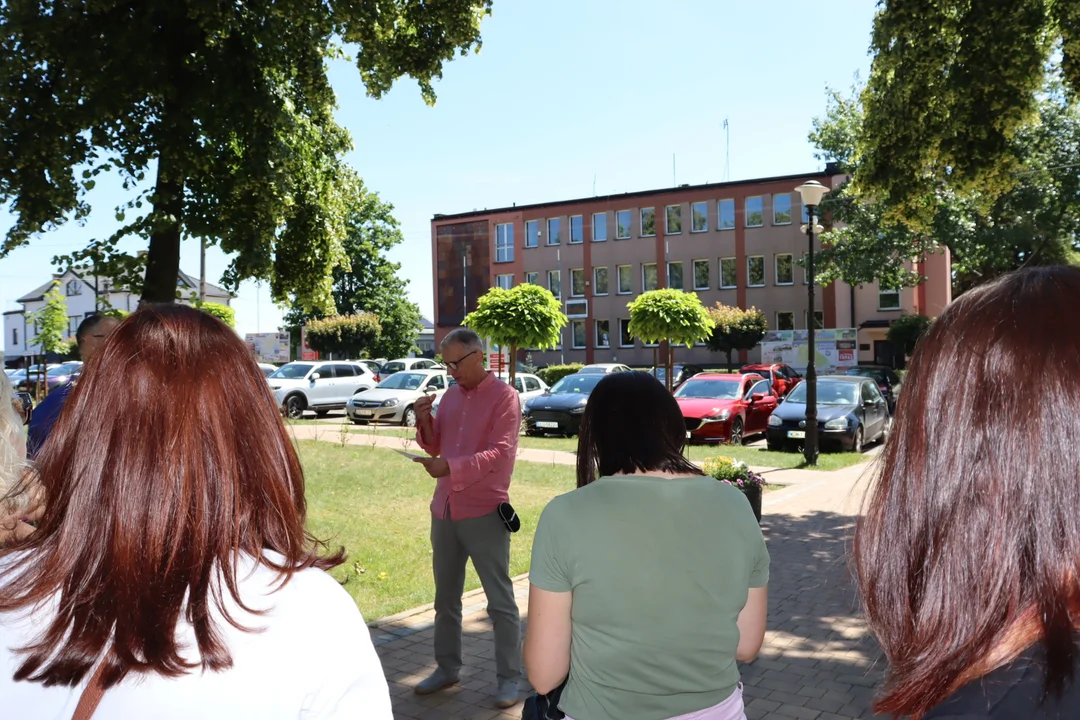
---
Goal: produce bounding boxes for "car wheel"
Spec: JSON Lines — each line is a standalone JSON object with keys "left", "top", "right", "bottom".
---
{"left": 350, "top": 419, "right": 367, "bottom": 426}
{"left": 315, "top": 409, "right": 329, "bottom": 418}
{"left": 402, "top": 406, "right": 417, "bottom": 427}
{"left": 853, "top": 426, "right": 864, "bottom": 454}
{"left": 285, "top": 395, "right": 306, "bottom": 419}
{"left": 881, "top": 417, "right": 893, "bottom": 444}
{"left": 729, "top": 418, "right": 744, "bottom": 447}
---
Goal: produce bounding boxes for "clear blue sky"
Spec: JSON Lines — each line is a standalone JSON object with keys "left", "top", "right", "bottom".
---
{"left": 0, "top": 0, "right": 875, "bottom": 351}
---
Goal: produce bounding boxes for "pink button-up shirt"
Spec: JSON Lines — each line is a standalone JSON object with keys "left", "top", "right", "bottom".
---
{"left": 415, "top": 372, "right": 521, "bottom": 520}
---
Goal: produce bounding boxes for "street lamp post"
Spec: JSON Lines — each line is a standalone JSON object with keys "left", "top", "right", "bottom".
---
{"left": 795, "top": 180, "right": 829, "bottom": 466}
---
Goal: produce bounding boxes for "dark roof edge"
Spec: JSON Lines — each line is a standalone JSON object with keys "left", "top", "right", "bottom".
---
{"left": 432, "top": 166, "right": 840, "bottom": 222}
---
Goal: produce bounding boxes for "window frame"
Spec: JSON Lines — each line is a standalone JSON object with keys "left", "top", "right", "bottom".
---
{"left": 690, "top": 201, "right": 708, "bottom": 233}
{"left": 775, "top": 253, "right": 794, "bottom": 286}
{"left": 495, "top": 223, "right": 515, "bottom": 263}
{"left": 547, "top": 269, "right": 561, "bottom": 299}
{"left": 525, "top": 220, "right": 539, "bottom": 248}
{"left": 745, "top": 196, "right": 764, "bottom": 228}
{"left": 525, "top": 271, "right": 539, "bottom": 285}
{"left": 747, "top": 255, "right": 766, "bottom": 288}
{"left": 617, "top": 264, "right": 633, "bottom": 295}
{"left": 640, "top": 207, "right": 656, "bottom": 237}
{"left": 878, "top": 287, "right": 902, "bottom": 311}
{"left": 642, "top": 262, "right": 658, "bottom": 292}
{"left": 776, "top": 311, "right": 795, "bottom": 331}
{"left": 571, "top": 319, "right": 587, "bottom": 349}
{"left": 718, "top": 199, "right": 736, "bottom": 230}
{"left": 720, "top": 257, "right": 738, "bottom": 289}
{"left": 616, "top": 210, "right": 632, "bottom": 239}
{"left": 593, "top": 266, "right": 609, "bottom": 296}
{"left": 546, "top": 217, "right": 561, "bottom": 246}
{"left": 772, "top": 194, "right": 793, "bottom": 225}
{"left": 495, "top": 273, "right": 514, "bottom": 290}
{"left": 569, "top": 215, "right": 584, "bottom": 244}
{"left": 592, "top": 212, "right": 607, "bottom": 242}
{"left": 804, "top": 310, "right": 825, "bottom": 330}
{"left": 692, "top": 259, "right": 710, "bottom": 291}
{"left": 595, "top": 319, "right": 611, "bottom": 348}
{"left": 618, "top": 318, "right": 634, "bottom": 348}
{"left": 667, "top": 261, "right": 684, "bottom": 290}
{"left": 665, "top": 205, "right": 682, "bottom": 235}
{"left": 570, "top": 268, "right": 586, "bottom": 298}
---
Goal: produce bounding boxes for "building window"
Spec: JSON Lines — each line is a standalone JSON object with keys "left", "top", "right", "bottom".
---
{"left": 65, "top": 279, "right": 80, "bottom": 296}
{"left": 616, "top": 210, "right": 632, "bottom": 239}
{"left": 879, "top": 287, "right": 901, "bottom": 310}
{"left": 619, "top": 318, "right": 634, "bottom": 347}
{"left": 546, "top": 218, "right": 561, "bottom": 245}
{"left": 641, "top": 208, "right": 656, "bottom": 237}
{"left": 642, "top": 263, "right": 658, "bottom": 292}
{"left": 526, "top": 220, "right": 539, "bottom": 248}
{"left": 805, "top": 310, "right": 825, "bottom": 329}
{"left": 12, "top": 328, "right": 18, "bottom": 345}
{"left": 745, "top": 197, "right": 763, "bottom": 227}
{"left": 720, "top": 257, "right": 737, "bottom": 289}
{"left": 570, "top": 268, "right": 586, "bottom": 297}
{"left": 693, "top": 259, "right": 710, "bottom": 291}
{"left": 801, "top": 252, "right": 810, "bottom": 284}
{"left": 570, "top": 215, "right": 584, "bottom": 244}
{"left": 548, "top": 270, "right": 561, "bottom": 299}
{"left": 775, "top": 253, "right": 794, "bottom": 285}
{"left": 667, "top": 261, "right": 684, "bottom": 290}
{"left": 495, "top": 274, "right": 514, "bottom": 290}
{"left": 594, "top": 267, "right": 609, "bottom": 295}
{"left": 773, "top": 194, "right": 792, "bottom": 225}
{"left": 525, "top": 271, "right": 539, "bottom": 285}
{"left": 596, "top": 320, "right": 610, "bottom": 348}
{"left": 718, "top": 199, "right": 735, "bottom": 230}
{"left": 571, "top": 320, "right": 587, "bottom": 349}
{"left": 617, "top": 265, "right": 633, "bottom": 294}
{"left": 592, "top": 213, "right": 607, "bottom": 242}
{"left": 666, "top": 205, "right": 682, "bottom": 234}
{"left": 566, "top": 300, "right": 588, "bottom": 318}
{"left": 776, "top": 311, "right": 795, "bottom": 331}
{"left": 802, "top": 201, "right": 811, "bottom": 224}
{"left": 747, "top": 256, "right": 765, "bottom": 287}
{"left": 67, "top": 315, "right": 80, "bottom": 338}
{"left": 691, "top": 202, "right": 708, "bottom": 233}
{"left": 495, "top": 223, "right": 514, "bottom": 263}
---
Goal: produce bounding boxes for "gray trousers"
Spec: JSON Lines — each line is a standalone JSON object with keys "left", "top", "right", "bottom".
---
{"left": 431, "top": 509, "right": 521, "bottom": 683}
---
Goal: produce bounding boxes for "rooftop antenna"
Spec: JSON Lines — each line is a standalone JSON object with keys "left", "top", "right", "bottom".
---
{"left": 672, "top": 154, "right": 677, "bottom": 186}
{"left": 723, "top": 118, "right": 730, "bottom": 181}
{"left": 593, "top": 173, "right": 597, "bottom": 196}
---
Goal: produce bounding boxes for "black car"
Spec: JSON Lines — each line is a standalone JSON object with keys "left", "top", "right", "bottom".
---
{"left": 649, "top": 364, "right": 705, "bottom": 391}
{"left": 766, "top": 376, "right": 891, "bottom": 453}
{"left": 844, "top": 365, "right": 902, "bottom": 413}
{"left": 523, "top": 372, "right": 605, "bottom": 436}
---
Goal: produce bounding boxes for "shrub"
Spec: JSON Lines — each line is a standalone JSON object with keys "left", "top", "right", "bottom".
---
{"left": 702, "top": 456, "right": 765, "bottom": 490}
{"left": 537, "top": 363, "right": 584, "bottom": 386}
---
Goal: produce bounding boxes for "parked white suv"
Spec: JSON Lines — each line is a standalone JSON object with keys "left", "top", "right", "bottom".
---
{"left": 379, "top": 357, "right": 443, "bottom": 376}
{"left": 268, "top": 361, "right": 377, "bottom": 419}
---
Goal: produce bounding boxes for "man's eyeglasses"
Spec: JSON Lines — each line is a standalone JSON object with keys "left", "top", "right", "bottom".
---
{"left": 12, "top": 392, "right": 32, "bottom": 426}
{"left": 443, "top": 350, "right": 479, "bottom": 371}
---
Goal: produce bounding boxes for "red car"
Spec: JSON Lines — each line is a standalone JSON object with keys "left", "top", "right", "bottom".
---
{"left": 740, "top": 363, "right": 803, "bottom": 398}
{"left": 675, "top": 373, "right": 778, "bottom": 445}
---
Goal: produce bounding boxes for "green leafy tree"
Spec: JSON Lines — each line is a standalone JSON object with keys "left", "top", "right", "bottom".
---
{"left": 857, "top": 1, "right": 1080, "bottom": 228}
{"left": 0, "top": 0, "right": 493, "bottom": 308}
{"left": 627, "top": 290, "right": 714, "bottom": 390}
{"left": 283, "top": 186, "right": 422, "bottom": 358}
{"left": 30, "top": 286, "right": 70, "bottom": 396}
{"left": 304, "top": 314, "right": 382, "bottom": 360}
{"left": 886, "top": 314, "right": 933, "bottom": 366}
{"left": 197, "top": 301, "right": 235, "bottom": 329}
{"left": 464, "top": 284, "right": 567, "bottom": 385}
{"left": 810, "top": 76, "right": 1080, "bottom": 296}
{"left": 706, "top": 304, "right": 768, "bottom": 372}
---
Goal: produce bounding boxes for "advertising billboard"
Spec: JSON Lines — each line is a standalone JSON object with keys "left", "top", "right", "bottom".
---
{"left": 246, "top": 333, "right": 291, "bottom": 363}
{"left": 758, "top": 328, "right": 858, "bottom": 372}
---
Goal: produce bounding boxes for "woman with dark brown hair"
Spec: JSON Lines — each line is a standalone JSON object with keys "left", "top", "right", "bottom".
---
{"left": 0, "top": 305, "right": 392, "bottom": 718}
{"left": 854, "top": 265, "right": 1080, "bottom": 718}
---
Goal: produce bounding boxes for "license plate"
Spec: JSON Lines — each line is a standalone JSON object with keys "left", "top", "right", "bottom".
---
{"left": 357, "top": 410, "right": 373, "bottom": 417}
{"left": 536, "top": 421, "right": 560, "bottom": 429}
{"left": 787, "top": 430, "right": 805, "bottom": 439}
{"left": 686, "top": 431, "right": 692, "bottom": 438}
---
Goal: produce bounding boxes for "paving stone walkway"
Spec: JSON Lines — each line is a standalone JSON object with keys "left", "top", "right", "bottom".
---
{"left": 362, "top": 459, "right": 886, "bottom": 720}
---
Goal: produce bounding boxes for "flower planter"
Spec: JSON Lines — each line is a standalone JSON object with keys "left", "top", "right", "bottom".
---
{"left": 702, "top": 456, "right": 765, "bottom": 524}
{"left": 742, "top": 485, "right": 762, "bottom": 523}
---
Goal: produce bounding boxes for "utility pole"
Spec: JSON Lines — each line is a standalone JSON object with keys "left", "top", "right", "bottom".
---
{"left": 199, "top": 237, "right": 207, "bottom": 303}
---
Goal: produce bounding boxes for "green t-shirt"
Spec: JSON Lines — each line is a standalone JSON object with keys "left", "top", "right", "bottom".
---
{"left": 529, "top": 474, "right": 770, "bottom": 720}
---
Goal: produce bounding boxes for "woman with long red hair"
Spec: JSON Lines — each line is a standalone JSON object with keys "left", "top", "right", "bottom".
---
{"left": 854, "top": 266, "right": 1080, "bottom": 718}
{"left": 0, "top": 305, "right": 392, "bottom": 718}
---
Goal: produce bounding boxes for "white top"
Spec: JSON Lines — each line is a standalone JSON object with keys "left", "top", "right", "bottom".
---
{"left": 0, "top": 551, "right": 393, "bottom": 719}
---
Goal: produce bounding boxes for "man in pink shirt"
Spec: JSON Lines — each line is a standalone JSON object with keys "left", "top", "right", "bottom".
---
{"left": 412, "top": 327, "right": 522, "bottom": 709}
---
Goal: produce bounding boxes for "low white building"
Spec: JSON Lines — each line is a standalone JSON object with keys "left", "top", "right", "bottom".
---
{"left": 4, "top": 268, "right": 232, "bottom": 364}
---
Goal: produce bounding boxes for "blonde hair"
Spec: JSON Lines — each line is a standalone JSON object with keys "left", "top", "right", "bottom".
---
{"left": 0, "top": 372, "right": 28, "bottom": 512}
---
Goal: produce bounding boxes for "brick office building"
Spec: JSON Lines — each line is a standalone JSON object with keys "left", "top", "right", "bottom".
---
{"left": 430, "top": 169, "right": 951, "bottom": 368}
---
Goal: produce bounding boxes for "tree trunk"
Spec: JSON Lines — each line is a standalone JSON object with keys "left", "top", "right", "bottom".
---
{"left": 666, "top": 341, "right": 674, "bottom": 392}
{"left": 726, "top": 350, "right": 734, "bottom": 372}
{"left": 141, "top": 151, "right": 184, "bottom": 304}
{"left": 509, "top": 344, "right": 517, "bottom": 387}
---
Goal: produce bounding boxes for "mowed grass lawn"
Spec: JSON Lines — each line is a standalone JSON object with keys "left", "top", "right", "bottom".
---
{"left": 298, "top": 440, "right": 574, "bottom": 621}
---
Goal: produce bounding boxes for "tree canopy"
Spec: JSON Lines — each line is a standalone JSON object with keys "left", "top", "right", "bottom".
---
{"left": 304, "top": 313, "right": 382, "bottom": 360}
{"left": 464, "top": 284, "right": 567, "bottom": 384}
{"left": 886, "top": 313, "right": 932, "bottom": 364}
{"left": 705, "top": 304, "right": 768, "bottom": 371}
{"left": 284, "top": 185, "right": 422, "bottom": 358}
{"left": 0, "top": 0, "right": 493, "bottom": 308}
{"left": 628, "top": 290, "right": 713, "bottom": 389}
{"left": 857, "top": 1, "right": 1080, "bottom": 228}
{"left": 197, "top": 301, "right": 235, "bottom": 328}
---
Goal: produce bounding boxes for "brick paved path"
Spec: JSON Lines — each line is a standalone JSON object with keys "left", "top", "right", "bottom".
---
{"left": 368, "top": 463, "right": 886, "bottom": 720}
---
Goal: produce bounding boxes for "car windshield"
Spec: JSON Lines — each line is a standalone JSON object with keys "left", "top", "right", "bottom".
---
{"left": 674, "top": 378, "right": 742, "bottom": 399}
{"left": 550, "top": 374, "right": 603, "bottom": 394}
{"left": 378, "top": 372, "right": 427, "bottom": 390}
{"left": 53, "top": 362, "right": 82, "bottom": 375}
{"left": 845, "top": 367, "right": 887, "bottom": 383}
{"left": 785, "top": 381, "right": 860, "bottom": 406}
{"left": 382, "top": 361, "right": 405, "bottom": 374}
{"left": 270, "top": 363, "right": 314, "bottom": 379}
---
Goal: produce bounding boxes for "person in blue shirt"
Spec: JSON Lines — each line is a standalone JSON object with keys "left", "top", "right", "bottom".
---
{"left": 27, "top": 313, "right": 120, "bottom": 458}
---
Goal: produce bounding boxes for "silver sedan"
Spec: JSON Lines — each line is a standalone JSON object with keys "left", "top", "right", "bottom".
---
{"left": 346, "top": 370, "right": 449, "bottom": 426}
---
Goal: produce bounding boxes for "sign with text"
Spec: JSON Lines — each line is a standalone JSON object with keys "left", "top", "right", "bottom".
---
{"left": 758, "top": 328, "right": 858, "bottom": 372}
{"left": 246, "top": 333, "right": 291, "bottom": 363}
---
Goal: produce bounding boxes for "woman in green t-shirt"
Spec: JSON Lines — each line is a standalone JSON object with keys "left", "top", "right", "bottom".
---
{"left": 524, "top": 371, "right": 769, "bottom": 720}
